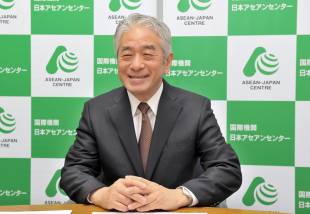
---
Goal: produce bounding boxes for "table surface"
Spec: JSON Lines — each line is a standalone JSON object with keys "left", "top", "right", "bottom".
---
{"left": 0, "top": 204, "right": 286, "bottom": 214}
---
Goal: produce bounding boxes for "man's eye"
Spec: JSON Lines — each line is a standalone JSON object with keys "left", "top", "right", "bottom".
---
{"left": 121, "top": 54, "right": 132, "bottom": 58}
{"left": 144, "top": 53, "right": 154, "bottom": 58}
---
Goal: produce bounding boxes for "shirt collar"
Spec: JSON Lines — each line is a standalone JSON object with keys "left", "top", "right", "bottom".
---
{"left": 127, "top": 82, "right": 163, "bottom": 117}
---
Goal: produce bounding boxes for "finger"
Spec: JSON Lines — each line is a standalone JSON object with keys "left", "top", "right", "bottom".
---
{"left": 127, "top": 193, "right": 147, "bottom": 204}
{"left": 123, "top": 177, "right": 147, "bottom": 189}
{"left": 113, "top": 201, "right": 129, "bottom": 212}
{"left": 116, "top": 193, "right": 133, "bottom": 206}
{"left": 113, "top": 179, "right": 140, "bottom": 196}
{"left": 136, "top": 193, "right": 157, "bottom": 211}
{"left": 125, "top": 176, "right": 157, "bottom": 195}
{"left": 125, "top": 175, "right": 150, "bottom": 184}
{"left": 136, "top": 201, "right": 157, "bottom": 212}
{"left": 125, "top": 185, "right": 147, "bottom": 195}
{"left": 145, "top": 192, "right": 157, "bottom": 204}
{"left": 114, "top": 184, "right": 130, "bottom": 196}
{"left": 128, "top": 201, "right": 144, "bottom": 210}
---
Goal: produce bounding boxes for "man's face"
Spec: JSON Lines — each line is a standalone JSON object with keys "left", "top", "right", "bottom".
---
{"left": 117, "top": 26, "right": 172, "bottom": 101}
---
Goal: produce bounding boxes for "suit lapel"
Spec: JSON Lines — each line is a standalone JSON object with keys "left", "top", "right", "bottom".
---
{"left": 146, "top": 82, "right": 183, "bottom": 179}
{"left": 108, "top": 88, "right": 144, "bottom": 177}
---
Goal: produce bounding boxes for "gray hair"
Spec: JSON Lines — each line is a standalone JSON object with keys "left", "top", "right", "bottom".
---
{"left": 114, "top": 13, "right": 172, "bottom": 59}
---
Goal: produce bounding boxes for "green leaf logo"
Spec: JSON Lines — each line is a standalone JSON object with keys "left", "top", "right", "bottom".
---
{"left": 45, "top": 169, "right": 67, "bottom": 197}
{"left": 46, "top": 46, "right": 79, "bottom": 74}
{"left": 178, "top": 0, "right": 212, "bottom": 13}
{"left": 0, "top": 0, "right": 15, "bottom": 10}
{"left": 244, "top": 47, "right": 279, "bottom": 77}
{"left": 0, "top": 106, "right": 16, "bottom": 134}
{"left": 243, "top": 177, "right": 278, "bottom": 206}
{"left": 109, "top": 0, "right": 142, "bottom": 12}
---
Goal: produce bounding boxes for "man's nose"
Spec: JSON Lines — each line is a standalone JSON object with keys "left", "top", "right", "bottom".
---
{"left": 130, "top": 54, "right": 144, "bottom": 71}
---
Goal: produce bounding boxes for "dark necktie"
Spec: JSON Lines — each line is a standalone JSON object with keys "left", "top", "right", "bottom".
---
{"left": 138, "top": 102, "right": 152, "bottom": 172}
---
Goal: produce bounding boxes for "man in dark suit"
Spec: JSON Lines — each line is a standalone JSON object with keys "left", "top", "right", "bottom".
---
{"left": 60, "top": 13, "right": 242, "bottom": 212}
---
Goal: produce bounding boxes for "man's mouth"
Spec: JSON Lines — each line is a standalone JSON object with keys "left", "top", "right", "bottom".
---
{"left": 128, "top": 75, "right": 149, "bottom": 79}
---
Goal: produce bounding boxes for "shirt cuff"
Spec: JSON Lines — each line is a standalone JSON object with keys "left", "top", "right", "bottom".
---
{"left": 179, "top": 186, "right": 199, "bottom": 207}
{"left": 86, "top": 193, "right": 93, "bottom": 204}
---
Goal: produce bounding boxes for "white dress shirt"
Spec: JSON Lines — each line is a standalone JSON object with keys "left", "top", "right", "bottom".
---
{"left": 127, "top": 83, "right": 162, "bottom": 141}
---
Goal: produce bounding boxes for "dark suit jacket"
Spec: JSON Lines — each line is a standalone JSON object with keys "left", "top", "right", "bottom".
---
{"left": 60, "top": 81, "right": 242, "bottom": 206}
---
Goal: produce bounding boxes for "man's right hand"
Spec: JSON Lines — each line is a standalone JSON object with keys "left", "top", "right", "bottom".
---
{"left": 89, "top": 178, "right": 147, "bottom": 212}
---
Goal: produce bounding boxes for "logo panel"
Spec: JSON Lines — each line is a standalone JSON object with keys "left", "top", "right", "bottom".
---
{"left": 0, "top": 158, "right": 30, "bottom": 205}
{"left": 31, "top": 158, "right": 69, "bottom": 204}
{"left": 297, "top": 0, "right": 310, "bottom": 35}
{"left": 31, "top": 35, "right": 93, "bottom": 97}
{"left": 0, "top": 97, "right": 30, "bottom": 158}
{"left": 227, "top": 36, "right": 295, "bottom": 101}
{"left": 163, "top": 0, "right": 227, "bottom": 36}
{"left": 31, "top": 97, "right": 87, "bottom": 158}
{"left": 227, "top": 101, "right": 294, "bottom": 166}
{"left": 31, "top": 0, "right": 93, "bottom": 34}
{"left": 94, "top": 0, "right": 156, "bottom": 35}
{"left": 0, "top": 35, "right": 30, "bottom": 96}
{"left": 0, "top": 0, "right": 30, "bottom": 34}
{"left": 227, "top": 166, "right": 294, "bottom": 213}
{"left": 165, "top": 36, "right": 227, "bottom": 100}
{"left": 228, "top": 0, "right": 297, "bottom": 35}
{"left": 295, "top": 102, "right": 310, "bottom": 167}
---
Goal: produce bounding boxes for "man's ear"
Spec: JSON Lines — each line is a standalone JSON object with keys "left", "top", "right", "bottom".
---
{"left": 164, "top": 53, "right": 174, "bottom": 74}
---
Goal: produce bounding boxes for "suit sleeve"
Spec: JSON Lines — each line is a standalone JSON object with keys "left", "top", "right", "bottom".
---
{"left": 182, "top": 98, "right": 242, "bottom": 206}
{"left": 60, "top": 102, "right": 106, "bottom": 203}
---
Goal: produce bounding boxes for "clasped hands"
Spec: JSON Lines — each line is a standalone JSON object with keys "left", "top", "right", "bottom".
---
{"left": 89, "top": 175, "right": 191, "bottom": 212}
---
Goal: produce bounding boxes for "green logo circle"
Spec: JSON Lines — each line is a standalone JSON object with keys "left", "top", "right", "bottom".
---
{"left": 243, "top": 177, "right": 278, "bottom": 206}
{"left": 109, "top": 0, "right": 142, "bottom": 12}
{"left": 0, "top": 0, "right": 15, "bottom": 10}
{"left": 122, "top": 0, "right": 142, "bottom": 10}
{"left": 57, "top": 51, "right": 79, "bottom": 73}
{"left": 243, "top": 47, "right": 279, "bottom": 77}
{"left": 255, "top": 52, "right": 279, "bottom": 76}
{"left": 178, "top": 0, "right": 211, "bottom": 12}
{"left": 0, "top": 107, "right": 16, "bottom": 134}
{"left": 191, "top": 0, "right": 212, "bottom": 10}
{"left": 255, "top": 183, "right": 278, "bottom": 205}
{"left": 46, "top": 46, "right": 79, "bottom": 74}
